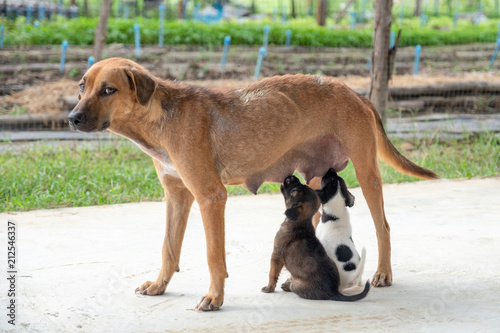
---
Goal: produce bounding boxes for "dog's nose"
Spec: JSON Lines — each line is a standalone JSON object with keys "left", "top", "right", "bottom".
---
{"left": 68, "top": 112, "right": 85, "bottom": 129}
{"left": 284, "top": 175, "right": 297, "bottom": 187}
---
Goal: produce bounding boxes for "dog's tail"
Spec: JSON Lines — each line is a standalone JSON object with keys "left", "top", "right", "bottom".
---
{"left": 360, "top": 95, "right": 438, "bottom": 180}
{"left": 340, "top": 247, "right": 367, "bottom": 296}
{"left": 331, "top": 280, "right": 370, "bottom": 302}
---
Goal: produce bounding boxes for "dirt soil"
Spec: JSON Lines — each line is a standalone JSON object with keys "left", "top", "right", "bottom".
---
{"left": 1, "top": 44, "right": 499, "bottom": 115}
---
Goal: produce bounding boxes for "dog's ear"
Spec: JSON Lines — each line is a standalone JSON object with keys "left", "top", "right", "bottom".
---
{"left": 123, "top": 68, "right": 157, "bottom": 106}
{"left": 338, "top": 177, "right": 355, "bottom": 207}
{"left": 284, "top": 205, "right": 301, "bottom": 220}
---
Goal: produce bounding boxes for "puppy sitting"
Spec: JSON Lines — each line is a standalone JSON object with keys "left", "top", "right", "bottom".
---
{"left": 261, "top": 175, "right": 369, "bottom": 301}
{"left": 316, "top": 169, "right": 366, "bottom": 293}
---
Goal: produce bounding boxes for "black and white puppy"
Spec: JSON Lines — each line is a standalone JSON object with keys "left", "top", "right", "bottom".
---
{"left": 316, "top": 169, "right": 366, "bottom": 293}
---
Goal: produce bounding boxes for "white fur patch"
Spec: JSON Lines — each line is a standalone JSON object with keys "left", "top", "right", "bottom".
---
{"left": 236, "top": 89, "right": 266, "bottom": 105}
{"left": 132, "top": 140, "right": 179, "bottom": 178}
{"left": 315, "top": 75, "right": 324, "bottom": 85}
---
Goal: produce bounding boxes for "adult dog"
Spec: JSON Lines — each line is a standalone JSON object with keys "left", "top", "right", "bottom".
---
{"left": 261, "top": 175, "right": 370, "bottom": 301}
{"left": 68, "top": 57, "right": 438, "bottom": 311}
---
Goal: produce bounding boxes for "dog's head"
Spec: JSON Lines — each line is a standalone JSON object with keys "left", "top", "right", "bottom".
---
{"left": 281, "top": 175, "right": 320, "bottom": 221}
{"left": 316, "top": 168, "right": 355, "bottom": 207}
{"left": 68, "top": 57, "right": 157, "bottom": 132}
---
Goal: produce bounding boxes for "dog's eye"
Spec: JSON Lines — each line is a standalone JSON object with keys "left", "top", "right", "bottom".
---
{"left": 103, "top": 87, "right": 117, "bottom": 96}
{"left": 79, "top": 83, "right": 85, "bottom": 92}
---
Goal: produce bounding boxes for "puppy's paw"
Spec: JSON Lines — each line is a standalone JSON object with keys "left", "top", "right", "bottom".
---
{"left": 281, "top": 279, "right": 291, "bottom": 292}
{"left": 135, "top": 280, "right": 166, "bottom": 296}
{"left": 261, "top": 285, "right": 275, "bottom": 293}
{"left": 195, "top": 294, "right": 223, "bottom": 311}
{"left": 371, "top": 271, "right": 392, "bottom": 287}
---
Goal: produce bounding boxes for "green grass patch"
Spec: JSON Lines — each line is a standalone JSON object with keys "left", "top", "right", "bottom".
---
{"left": 1, "top": 132, "right": 499, "bottom": 212}
{"left": 0, "top": 16, "right": 497, "bottom": 48}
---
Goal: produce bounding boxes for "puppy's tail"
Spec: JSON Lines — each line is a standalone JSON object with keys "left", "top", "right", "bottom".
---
{"left": 341, "top": 247, "right": 367, "bottom": 296}
{"left": 331, "top": 280, "right": 370, "bottom": 302}
{"left": 360, "top": 95, "right": 438, "bottom": 180}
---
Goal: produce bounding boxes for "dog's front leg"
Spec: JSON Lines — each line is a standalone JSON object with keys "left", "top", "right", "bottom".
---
{"left": 262, "top": 255, "right": 284, "bottom": 293}
{"left": 192, "top": 182, "right": 228, "bottom": 311}
{"left": 136, "top": 161, "right": 195, "bottom": 296}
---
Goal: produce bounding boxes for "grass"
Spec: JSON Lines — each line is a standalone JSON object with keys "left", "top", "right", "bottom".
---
{"left": 1, "top": 132, "right": 499, "bottom": 213}
{"left": 0, "top": 15, "right": 498, "bottom": 48}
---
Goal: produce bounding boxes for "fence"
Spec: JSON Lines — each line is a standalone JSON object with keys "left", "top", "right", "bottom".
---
{"left": 1, "top": 0, "right": 499, "bottom": 132}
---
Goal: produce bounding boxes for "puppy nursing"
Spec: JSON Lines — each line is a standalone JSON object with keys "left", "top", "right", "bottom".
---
{"left": 262, "top": 175, "right": 369, "bottom": 301}
{"left": 316, "top": 169, "right": 366, "bottom": 293}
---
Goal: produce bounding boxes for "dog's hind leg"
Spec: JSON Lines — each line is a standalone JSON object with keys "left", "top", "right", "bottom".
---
{"left": 135, "top": 160, "right": 195, "bottom": 296}
{"left": 348, "top": 138, "right": 392, "bottom": 287}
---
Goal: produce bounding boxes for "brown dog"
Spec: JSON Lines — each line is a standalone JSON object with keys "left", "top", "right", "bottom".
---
{"left": 262, "top": 175, "right": 370, "bottom": 301}
{"left": 68, "top": 57, "right": 437, "bottom": 311}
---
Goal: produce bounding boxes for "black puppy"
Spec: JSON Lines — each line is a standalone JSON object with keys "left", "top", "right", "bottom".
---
{"left": 262, "top": 175, "right": 370, "bottom": 301}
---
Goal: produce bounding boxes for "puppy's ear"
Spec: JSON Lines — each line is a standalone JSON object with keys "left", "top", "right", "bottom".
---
{"left": 338, "top": 177, "right": 355, "bottom": 207}
{"left": 124, "top": 68, "right": 157, "bottom": 106}
{"left": 284, "top": 205, "right": 301, "bottom": 220}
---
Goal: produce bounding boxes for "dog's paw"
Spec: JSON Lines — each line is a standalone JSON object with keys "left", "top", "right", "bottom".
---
{"left": 194, "top": 294, "right": 223, "bottom": 311}
{"left": 371, "top": 271, "right": 392, "bottom": 287}
{"left": 281, "top": 279, "right": 291, "bottom": 292}
{"left": 261, "top": 285, "right": 275, "bottom": 293}
{"left": 135, "top": 280, "right": 166, "bottom": 296}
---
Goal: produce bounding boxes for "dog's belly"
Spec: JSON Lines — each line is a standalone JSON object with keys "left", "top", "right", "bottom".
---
{"left": 222, "top": 135, "right": 349, "bottom": 194}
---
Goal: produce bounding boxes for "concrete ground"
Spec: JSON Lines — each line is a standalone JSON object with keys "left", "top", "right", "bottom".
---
{"left": 1, "top": 178, "right": 500, "bottom": 332}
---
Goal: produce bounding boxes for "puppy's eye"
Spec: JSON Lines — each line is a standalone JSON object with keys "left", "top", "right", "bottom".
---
{"left": 103, "top": 87, "right": 117, "bottom": 96}
{"left": 79, "top": 83, "right": 85, "bottom": 92}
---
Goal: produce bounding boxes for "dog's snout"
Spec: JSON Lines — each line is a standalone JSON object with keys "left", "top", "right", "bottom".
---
{"left": 68, "top": 112, "right": 85, "bottom": 129}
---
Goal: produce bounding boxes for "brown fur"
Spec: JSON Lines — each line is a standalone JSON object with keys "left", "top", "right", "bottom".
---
{"left": 68, "top": 58, "right": 438, "bottom": 311}
{"left": 261, "top": 176, "right": 370, "bottom": 301}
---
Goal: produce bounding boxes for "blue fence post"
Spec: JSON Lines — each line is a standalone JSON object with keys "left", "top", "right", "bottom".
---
{"left": 117, "top": 3, "right": 122, "bottom": 18}
{"left": 38, "top": 5, "right": 44, "bottom": 23}
{"left": 281, "top": 5, "right": 287, "bottom": 24}
{"left": 60, "top": 40, "right": 68, "bottom": 73}
{"left": 360, "top": 0, "right": 367, "bottom": 22}
{"left": 182, "top": 0, "right": 188, "bottom": 20}
{"left": 414, "top": 45, "right": 421, "bottom": 75}
{"left": 489, "top": 38, "right": 500, "bottom": 68}
{"left": 87, "top": 56, "right": 95, "bottom": 70}
{"left": 124, "top": 7, "right": 129, "bottom": 19}
{"left": 350, "top": 11, "right": 357, "bottom": 29}
{"left": 134, "top": 24, "right": 141, "bottom": 57}
{"left": 453, "top": 12, "right": 459, "bottom": 28}
{"left": 0, "top": 26, "right": 4, "bottom": 49}
{"left": 285, "top": 29, "right": 292, "bottom": 48}
{"left": 366, "top": 52, "right": 372, "bottom": 71}
{"left": 159, "top": 4, "right": 165, "bottom": 48}
{"left": 434, "top": 0, "right": 439, "bottom": 16}
{"left": 221, "top": 36, "right": 231, "bottom": 71}
{"left": 390, "top": 31, "right": 396, "bottom": 49}
{"left": 263, "top": 25, "right": 270, "bottom": 56}
{"left": 58, "top": 0, "right": 63, "bottom": 15}
{"left": 26, "top": 5, "right": 32, "bottom": 24}
{"left": 254, "top": 47, "right": 266, "bottom": 79}
{"left": 272, "top": 8, "right": 278, "bottom": 22}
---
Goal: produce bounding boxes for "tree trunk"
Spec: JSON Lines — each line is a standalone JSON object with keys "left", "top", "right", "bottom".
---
{"left": 92, "top": 0, "right": 112, "bottom": 62}
{"left": 291, "top": 0, "right": 296, "bottom": 18}
{"left": 369, "top": 0, "right": 393, "bottom": 123}
{"left": 414, "top": 0, "right": 422, "bottom": 16}
{"left": 316, "top": 0, "right": 327, "bottom": 26}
